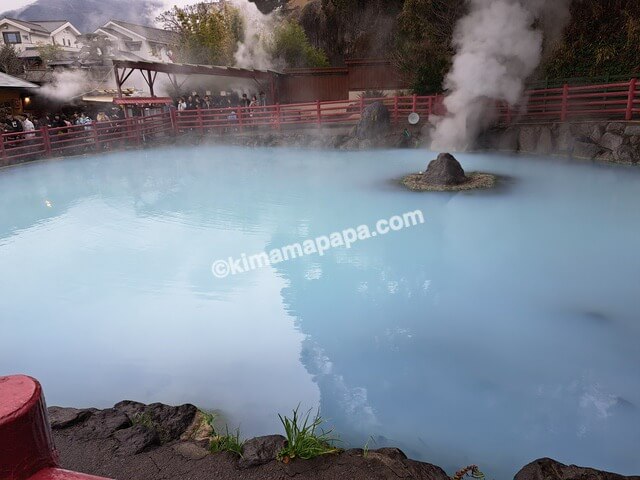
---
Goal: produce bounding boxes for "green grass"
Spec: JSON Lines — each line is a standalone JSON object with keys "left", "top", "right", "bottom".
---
{"left": 209, "top": 425, "right": 244, "bottom": 457}
{"left": 131, "top": 412, "right": 155, "bottom": 429}
{"left": 276, "top": 406, "right": 340, "bottom": 463}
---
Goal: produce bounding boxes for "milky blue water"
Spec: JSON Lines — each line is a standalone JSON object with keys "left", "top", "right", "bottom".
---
{"left": 1, "top": 146, "right": 639, "bottom": 478}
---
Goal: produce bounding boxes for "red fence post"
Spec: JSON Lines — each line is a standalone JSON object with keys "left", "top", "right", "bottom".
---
{"left": 170, "top": 108, "right": 178, "bottom": 134}
{"left": 428, "top": 96, "right": 433, "bottom": 117}
{"left": 412, "top": 94, "right": 417, "bottom": 112}
{"left": 393, "top": 96, "right": 399, "bottom": 125}
{"left": 316, "top": 100, "right": 322, "bottom": 126}
{"left": 92, "top": 122, "right": 99, "bottom": 151}
{"left": 560, "top": 83, "right": 569, "bottom": 121}
{"left": 0, "top": 134, "right": 6, "bottom": 162}
{"left": 41, "top": 127, "right": 52, "bottom": 156}
{"left": 625, "top": 78, "right": 637, "bottom": 121}
{"left": 238, "top": 108, "right": 244, "bottom": 133}
{"left": 198, "top": 108, "right": 204, "bottom": 134}
{"left": 276, "top": 103, "right": 281, "bottom": 131}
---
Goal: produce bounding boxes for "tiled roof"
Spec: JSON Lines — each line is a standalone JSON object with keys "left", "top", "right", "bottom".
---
{"left": 97, "top": 27, "right": 132, "bottom": 41}
{"left": 108, "top": 20, "right": 179, "bottom": 45}
{"left": 0, "top": 71, "right": 39, "bottom": 88}
{"left": 29, "top": 20, "right": 69, "bottom": 32}
{"left": 0, "top": 17, "right": 49, "bottom": 34}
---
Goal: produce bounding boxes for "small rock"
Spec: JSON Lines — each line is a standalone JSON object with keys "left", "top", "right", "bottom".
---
{"left": 173, "top": 442, "right": 210, "bottom": 460}
{"left": 113, "top": 425, "right": 160, "bottom": 456}
{"left": 599, "top": 132, "right": 625, "bottom": 151}
{"left": 422, "top": 153, "right": 467, "bottom": 186}
{"left": 514, "top": 457, "right": 640, "bottom": 480}
{"left": 239, "top": 435, "right": 287, "bottom": 469}
{"left": 48, "top": 407, "right": 93, "bottom": 430}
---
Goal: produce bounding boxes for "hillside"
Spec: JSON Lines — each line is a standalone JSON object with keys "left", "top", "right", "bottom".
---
{"left": 0, "top": 0, "right": 163, "bottom": 32}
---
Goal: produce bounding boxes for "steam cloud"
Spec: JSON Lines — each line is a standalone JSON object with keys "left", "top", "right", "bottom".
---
{"left": 430, "top": 0, "right": 571, "bottom": 151}
{"left": 230, "top": 0, "right": 279, "bottom": 70}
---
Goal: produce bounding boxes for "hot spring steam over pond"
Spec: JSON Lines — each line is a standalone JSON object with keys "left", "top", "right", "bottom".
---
{"left": 1, "top": 146, "right": 639, "bottom": 477}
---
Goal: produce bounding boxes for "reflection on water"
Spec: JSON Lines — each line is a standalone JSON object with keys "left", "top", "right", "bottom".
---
{"left": 1, "top": 147, "right": 639, "bottom": 478}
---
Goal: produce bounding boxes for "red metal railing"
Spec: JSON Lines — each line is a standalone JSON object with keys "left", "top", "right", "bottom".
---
{"left": 1, "top": 79, "right": 638, "bottom": 165}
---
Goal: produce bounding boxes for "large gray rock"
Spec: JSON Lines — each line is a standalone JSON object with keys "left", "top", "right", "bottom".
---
{"left": 573, "top": 140, "right": 601, "bottom": 159}
{"left": 624, "top": 125, "right": 640, "bottom": 136}
{"left": 606, "top": 122, "right": 626, "bottom": 134}
{"left": 600, "top": 132, "right": 625, "bottom": 151}
{"left": 613, "top": 145, "right": 639, "bottom": 163}
{"left": 518, "top": 126, "right": 540, "bottom": 153}
{"left": 555, "top": 124, "right": 575, "bottom": 152}
{"left": 114, "top": 425, "right": 160, "bottom": 456}
{"left": 514, "top": 458, "right": 640, "bottom": 480}
{"left": 239, "top": 435, "right": 287, "bottom": 469}
{"left": 422, "top": 153, "right": 467, "bottom": 186}
{"left": 114, "top": 401, "right": 198, "bottom": 444}
{"left": 355, "top": 101, "right": 391, "bottom": 140}
{"left": 537, "top": 126, "right": 554, "bottom": 154}
{"left": 78, "top": 408, "right": 132, "bottom": 439}
{"left": 49, "top": 407, "right": 94, "bottom": 430}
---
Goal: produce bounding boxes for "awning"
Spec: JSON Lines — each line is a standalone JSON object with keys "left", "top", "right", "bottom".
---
{"left": 0, "top": 72, "right": 39, "bottom": 89}
{"left": 113, "top": 97, "right": 173, "bottom": 106}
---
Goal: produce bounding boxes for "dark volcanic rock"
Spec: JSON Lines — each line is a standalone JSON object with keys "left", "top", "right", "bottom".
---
{"left": 515, "top": 458, "right": 640, "bottom": 480}
{"left": 239, "top": 435, "right": 287, "bottom": 469}
{"left": 78, "top": 408, "right": 131, "bottom": 439}
{"left": 114, "top": 400, "right": 198, "bottom": 443}
{"left": 49, "top": 407, "right": 94, "bottom": 430}
{"left": 114, "top": 425, "right": 160, "bottom": 456}
{"left": 355, "top": 101, "right": 391, "bottom": 140}
{"left": 422, "top": 153, "right": 467, "bottom": 186}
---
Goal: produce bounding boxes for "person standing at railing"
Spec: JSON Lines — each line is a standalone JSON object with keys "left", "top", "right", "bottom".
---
{"left": 177, "top": 97, "right": 187, "bottom": 111}
{"left": 22, "top": 115, "right": 35, "bottom": 140}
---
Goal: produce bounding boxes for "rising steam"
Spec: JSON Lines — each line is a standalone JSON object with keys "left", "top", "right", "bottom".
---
{"left": 430, "top": 0, "right": 571, "bottom": 151}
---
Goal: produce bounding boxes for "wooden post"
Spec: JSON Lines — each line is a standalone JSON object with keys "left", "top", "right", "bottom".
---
{"left": 560, "top": 84, "right": 569, "bottom": 122}
{"left": 625, "top": 78, "right": 637, "bottom": 121}
{"left": 316, "top": 100, "right": 321, "bottom": 126}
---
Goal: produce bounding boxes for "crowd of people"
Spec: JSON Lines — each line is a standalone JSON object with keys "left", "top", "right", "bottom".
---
{"left": 176, "top": 91, "right": 268, "bottom": 111}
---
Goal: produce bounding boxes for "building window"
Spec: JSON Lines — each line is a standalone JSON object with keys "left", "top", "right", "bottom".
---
{"left": 3, "top": 32, "right": 22, "bottom": 44}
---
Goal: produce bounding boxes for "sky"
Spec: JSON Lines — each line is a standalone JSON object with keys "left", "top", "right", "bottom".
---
{"left": 0, "top": 0, "right": 198, "bottom": 11}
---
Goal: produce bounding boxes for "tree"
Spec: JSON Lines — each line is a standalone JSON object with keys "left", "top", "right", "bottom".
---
{"left": 0, "top": 45, "right": 23, "bottom": 76}
{"left": 76, "top": 33, "right": 114, "bottom": 65}
{"left": 268, "top": 19, "right": 329, "bottom": 68}
{"left": 157, "top": 2, "right": 243, "bottom": 65}
{"left": 36, "top": 43, "right": 64, "bottom": 65}
{"left": 393, "top": 0, "right": 465, "bottom": 93}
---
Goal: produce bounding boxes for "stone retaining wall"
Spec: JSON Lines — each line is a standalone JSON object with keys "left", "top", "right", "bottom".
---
{"left": 482, "top": 122, "right": 640, "bottom": 165}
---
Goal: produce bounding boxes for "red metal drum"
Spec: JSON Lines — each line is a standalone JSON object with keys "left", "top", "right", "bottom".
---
{"left": 0, "top": 375, "right": 58, "bottom": 480}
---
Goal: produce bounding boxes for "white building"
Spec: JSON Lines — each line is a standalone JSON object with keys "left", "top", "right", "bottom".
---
{"left": 94, "top": 20, "right": 179, "bottom": 63}
{"left": 0, "top": 18, "right": 81, "bottom": 54}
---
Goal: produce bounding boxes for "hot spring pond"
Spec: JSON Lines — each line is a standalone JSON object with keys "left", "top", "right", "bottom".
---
{"left": 1, "top": 146, "right": 639, "bottom": 478}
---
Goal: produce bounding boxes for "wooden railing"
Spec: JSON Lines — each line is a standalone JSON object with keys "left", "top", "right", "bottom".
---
{"left": 1, "top": 79, "right": 638, "bottom": 165}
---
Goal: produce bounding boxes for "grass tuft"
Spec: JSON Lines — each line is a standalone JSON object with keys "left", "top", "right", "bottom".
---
{"left": 276, "top": 406, "right": 340, "bottom": 463}
{"left": 209, "top": 425, "right": 244, "bottom": 457}
{"left": 452, "top": 465, "right": 486, "bottom": 480}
